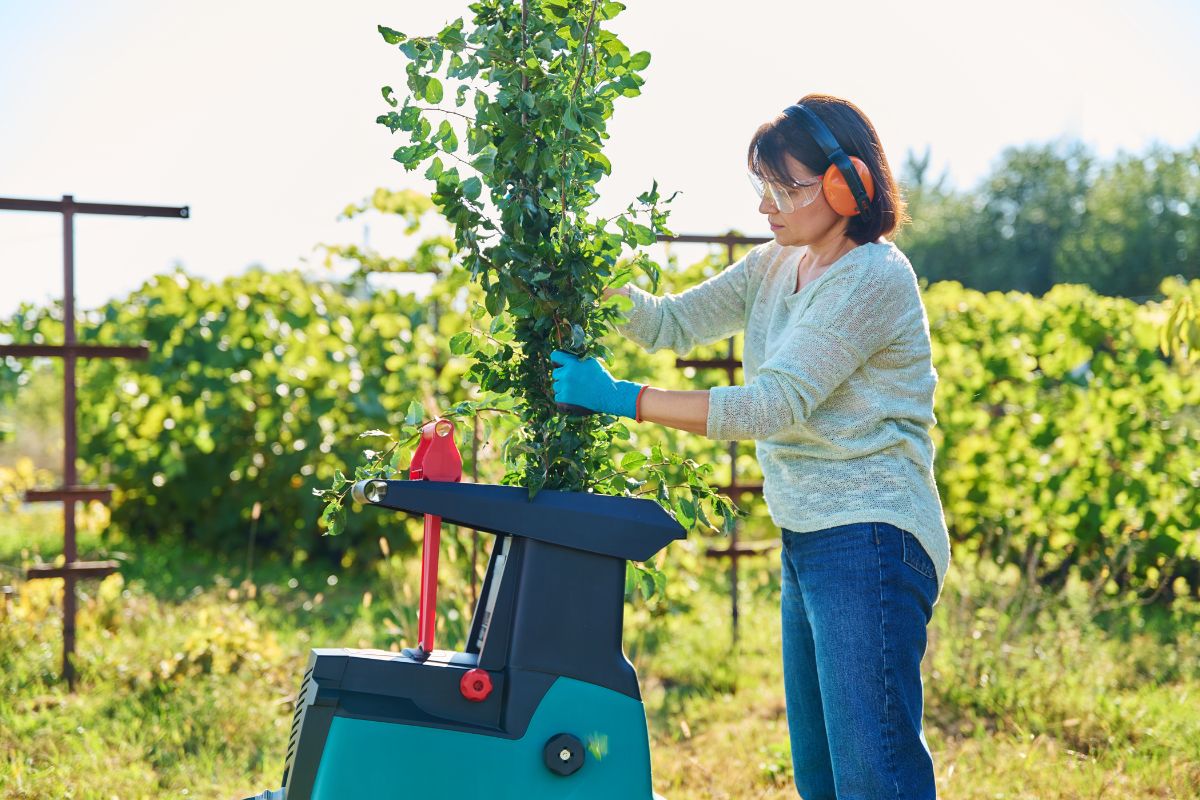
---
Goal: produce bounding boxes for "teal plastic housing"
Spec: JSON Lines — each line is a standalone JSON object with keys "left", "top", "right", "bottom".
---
{"left": 310, "top": 677, "right": 654, "bottom": 799}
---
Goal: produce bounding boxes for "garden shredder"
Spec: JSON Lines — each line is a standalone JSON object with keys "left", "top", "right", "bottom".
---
{"left": 245, "top": 417, "right": 684, "bottom": 799}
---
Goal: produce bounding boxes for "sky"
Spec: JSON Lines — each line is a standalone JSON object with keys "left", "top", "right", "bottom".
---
{"left": 2, "top": 0, "right": 1198, "bottom": 318}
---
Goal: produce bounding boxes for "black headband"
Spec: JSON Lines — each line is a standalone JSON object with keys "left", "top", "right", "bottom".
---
{"left": 782, "top": 104, "right": 872, "bottom": 216}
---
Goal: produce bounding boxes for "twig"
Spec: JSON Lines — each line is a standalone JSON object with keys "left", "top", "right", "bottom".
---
{"left": 413, "top": 105, "right": 476, "bottom": 123}
{"left": 569, "top": 1, "right": 601, "bottom": 102}
{"left": 557, "top": 0, "right": 602, "bottom": 238}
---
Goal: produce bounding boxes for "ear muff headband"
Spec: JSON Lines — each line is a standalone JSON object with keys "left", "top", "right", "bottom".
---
{"left": 781, "top": 104, "right": 875, "bottom": 217}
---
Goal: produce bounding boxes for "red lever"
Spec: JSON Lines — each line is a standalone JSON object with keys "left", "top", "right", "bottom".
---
{"left": 409, "top": 418, "right": 463, "bottom": 655}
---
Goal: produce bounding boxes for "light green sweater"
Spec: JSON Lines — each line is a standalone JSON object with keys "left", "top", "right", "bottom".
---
{"left": 617, "top": 239, "right": 951, "bottom": 600}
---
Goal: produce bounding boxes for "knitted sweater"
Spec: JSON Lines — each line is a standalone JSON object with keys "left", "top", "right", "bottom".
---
{"left": 617, "top": 239, "right": 951, "bottom": 600}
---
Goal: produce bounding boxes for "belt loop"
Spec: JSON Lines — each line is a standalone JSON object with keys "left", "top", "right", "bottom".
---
{"left": 872, "top": 521, "right": 879, "bottom": 546}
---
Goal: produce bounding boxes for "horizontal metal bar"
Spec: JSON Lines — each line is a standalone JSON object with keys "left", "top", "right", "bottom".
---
{"left": 657, "top": 233, "right": 771, "bottom": 246}
{"left": 675, "top": 357, "right": 742, "bottom": 370}
{"left": 25, "top": 486, "right": 113, "bottom": 503}
{"left": 723, "top": 483, "right": 763, "bottom": 495}
{"left": 0, "top": 344, "right": 149, "bottom": 360}
{"left": 26, "top": 561, "right": 120, "bottom": 580}
{"left": 0, "top": 196, "right": 189, "bottom": 218}
{"left": 705, "top": 539, "right": 781, "bottom": 559}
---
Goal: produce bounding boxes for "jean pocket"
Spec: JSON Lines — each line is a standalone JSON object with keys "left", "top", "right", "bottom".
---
{"left": 901, "top": 529, "right": 937, "bottom": 582}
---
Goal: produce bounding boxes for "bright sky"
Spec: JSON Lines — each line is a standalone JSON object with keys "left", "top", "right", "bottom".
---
{"left": 2, "top": 0, "right": 1198, "bottom": 318}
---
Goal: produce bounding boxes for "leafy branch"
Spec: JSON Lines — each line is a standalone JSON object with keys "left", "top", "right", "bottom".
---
{"left": 315, "top": 394, "right": 519, "bottom": 537}
{"left": 314, "top": 0, "right": 743, "bottom": 602}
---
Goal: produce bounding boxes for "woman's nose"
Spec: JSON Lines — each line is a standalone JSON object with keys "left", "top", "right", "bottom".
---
{"left": 759, "top": 194, "right": 777, "bottom": 215}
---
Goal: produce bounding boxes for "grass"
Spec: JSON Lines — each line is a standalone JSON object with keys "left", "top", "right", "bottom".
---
{"left": 1, "top": 505, "right": 1198, "bottom": 799}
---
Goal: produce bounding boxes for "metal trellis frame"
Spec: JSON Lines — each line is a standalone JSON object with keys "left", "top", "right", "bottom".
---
{"left": 657, "top": 231, "right": 779, "bottom": 644}
{"left": 0, "top": 194, "right": 189, "bottom": 690}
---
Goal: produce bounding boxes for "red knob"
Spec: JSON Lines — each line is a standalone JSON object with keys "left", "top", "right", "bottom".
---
{"left": 460, "top": 668, "right": 493, "bottom": 702}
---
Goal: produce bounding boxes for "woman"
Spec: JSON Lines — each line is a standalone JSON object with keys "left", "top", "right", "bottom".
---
{"left": 551, "top": 94, "right": 950, "bottom": 799}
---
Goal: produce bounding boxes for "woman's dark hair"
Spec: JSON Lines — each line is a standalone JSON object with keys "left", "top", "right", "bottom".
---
{"left": 747, "top": 94, "right": 908, "bottom": 244}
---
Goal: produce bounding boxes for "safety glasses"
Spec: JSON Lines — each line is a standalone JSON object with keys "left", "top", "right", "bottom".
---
{"left": 747, "top": 170, "right": 824, "bottom": 213}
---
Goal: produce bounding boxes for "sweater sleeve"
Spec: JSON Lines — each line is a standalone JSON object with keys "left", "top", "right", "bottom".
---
{"left": 706, "top": 259, "right": 916, "bottom": 441}
{"left": 614, "top": 248, "right": 755, "bottom": 354}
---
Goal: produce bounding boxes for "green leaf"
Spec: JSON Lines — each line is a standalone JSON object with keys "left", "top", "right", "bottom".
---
{"left": 405, "top": 400, "right": 425, "bottom": 427}
{"left": 628, "top": 51, "right": 651, "bottom": 70}
{"left": 640, "top": 569, "right": 656, "bottom": 600}
{"left": 621, "top": 451, "right": 647, "bottom": 471}
{"left": 632, "top": 224, "right": 656, "bottom": 246}
{"left": 378, "top": 25, "right": 406, "bottom": 45}
{"left": 435, "top": 120, "right": 459, "bottom": 152}
{"left": 381, "top": 86, "right": 399, "bottom": 107}
{"left": 320, "top": 500, "right": 345, "bottom": 536}
{"left": 415, "top": 116, "right": 432, "bottom": 141}
{"left": 563, "top": 105, "right": 582, "bottom": 133}
{"left": 676, "top": 495, "right": 696, "bottom": 530}
{"left": 437, "top": 19, "right": 466, "bottom": 49}
{"left": 424, "top": 77, "right": 444, "bottom": 104}
{"left": 471, "top": 147, "right": 496, "bottom": 175}
{"left": 485, "top": 290, "right": 505, "bottom": 317}
{"left": 461, "top": 176, "right": 483, "bottom": 201}
{"left": 449, "top": 331, "right": 475, "bottom": 355}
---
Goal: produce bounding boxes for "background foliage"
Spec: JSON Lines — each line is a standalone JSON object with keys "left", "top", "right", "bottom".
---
{"left": 0, "top": 198, "right": 1196, "bottom": 600}
{"left": 898, "top": 140, "right": 1200, "bottom": 298}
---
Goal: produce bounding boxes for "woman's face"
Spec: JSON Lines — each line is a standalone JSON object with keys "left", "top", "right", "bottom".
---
{"left": 759, "top": 152, "right": 847, "bottom": 247}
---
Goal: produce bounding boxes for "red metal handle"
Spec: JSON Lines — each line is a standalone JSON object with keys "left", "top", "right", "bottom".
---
{"left": 418, "top": 513, "right": 442, "bottom": 652}
{"left": 409, "top": 418, "right": 463, "bottom": 655}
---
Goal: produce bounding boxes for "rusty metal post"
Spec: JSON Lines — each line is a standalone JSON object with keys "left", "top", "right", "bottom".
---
{"left": 0, "top": 193, "right": 188, "bottom": 690}
{"left": 61, "top": 196, "right": 80, "bottom": 688}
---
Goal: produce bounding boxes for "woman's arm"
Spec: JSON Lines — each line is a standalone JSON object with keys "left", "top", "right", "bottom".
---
{"left": 604, "top": 249, "right": 758, "bottom": 354}
{"left": 637, "top": 387, "right": 710, "bottom": 436}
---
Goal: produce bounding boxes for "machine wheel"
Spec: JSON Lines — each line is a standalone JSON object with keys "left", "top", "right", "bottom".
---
{"left": 543, "top": 733, "right": 585, "bottom": 777}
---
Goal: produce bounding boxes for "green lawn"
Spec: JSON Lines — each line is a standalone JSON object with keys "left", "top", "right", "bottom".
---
{"left": 1, "top": 505, "right": 1197, "bottom": 799}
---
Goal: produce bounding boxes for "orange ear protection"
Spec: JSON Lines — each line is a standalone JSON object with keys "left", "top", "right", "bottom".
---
{"left": 782, "top": 104, "right": 876, "bottom": 217}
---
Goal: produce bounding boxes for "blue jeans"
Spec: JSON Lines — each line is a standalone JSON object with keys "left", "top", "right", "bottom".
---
{"left": 780, "top": 521, "right": 938, "bottom": 799}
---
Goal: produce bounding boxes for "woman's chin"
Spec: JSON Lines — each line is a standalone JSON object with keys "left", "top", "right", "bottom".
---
{"left": 771, "top": 228, "right": 801, "bottom": 246}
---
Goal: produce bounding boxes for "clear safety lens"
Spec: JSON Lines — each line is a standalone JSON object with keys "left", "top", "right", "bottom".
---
{"left": 747, "top": 170, "right": 824, "bottom": 213}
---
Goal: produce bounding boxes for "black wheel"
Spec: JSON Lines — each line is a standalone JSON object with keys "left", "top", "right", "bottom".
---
{"left": 543, "top": 733, "right": 585, "bottom": 776}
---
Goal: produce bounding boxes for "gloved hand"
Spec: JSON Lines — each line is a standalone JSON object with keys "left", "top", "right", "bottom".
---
{"left": 550, "top": 349, "right": 645, "bottom": 419}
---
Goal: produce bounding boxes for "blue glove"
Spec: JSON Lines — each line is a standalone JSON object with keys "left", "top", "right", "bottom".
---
{"left": 550, "top": 349, "right": 644, "bottom": 418}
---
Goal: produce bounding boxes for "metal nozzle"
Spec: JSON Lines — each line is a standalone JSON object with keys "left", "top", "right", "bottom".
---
{"left": 351, "top": 479, "right": 388, "bottom": 505}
